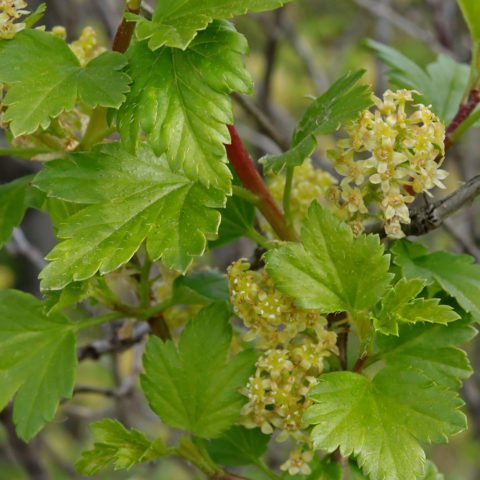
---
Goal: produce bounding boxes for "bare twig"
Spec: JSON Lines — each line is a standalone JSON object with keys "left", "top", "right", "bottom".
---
{"left": 0, "top": 406, "right": 50, "bottom": 480}
{"left": 7, "top": 227, "right": 47, "bottom": 270}
{"left": 442, "top": 220, "right": 480, "bottom": 262}
{"left": 352, "top": 0, "right": 449, "bottom": 55}
{"left": 233, "top": 94, "right": 289, "bottom": 151}
{"left": 405, "top": 175, "right": 480, "bottom": 236}
{"left": 258, "top": 9, "right": 285, "bottom": 112}
{"left": 279, "top": 17, "right": 329, "bottom": 94}
{"left": 77, "top": 323, "right": 150, "bottom": 361}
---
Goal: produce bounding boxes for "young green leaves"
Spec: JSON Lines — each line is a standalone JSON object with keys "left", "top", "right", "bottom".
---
{"left": 262, "top": 71, "right": 373, "bottom": 173}
{"left": 304, "top": 368, "right": 466, "bottom": 480}
{"left": 76, "top": 420, "right": 167, "bottom": 475}
{"left": 0, "top": 29, "right": 130, "bottom": 136}
{"left": 141, "top": 303, "right": 257, "bottom": 438}
{"left": 34, "top": 143, "right": 225, "bottom": 289}
{"left": 265, "top": 202, "right": 392, "bottom": 313}
{"left": 393, "top": 240, "right": 480, "bottom": 320}
{"left": 118, "top": 21, "right": 252, "bottom": 193}
{"left": 377, "top": 319, "right": 475, "bottom": 389}
{"left": 132, "top": 0, "right": 294, "bottom": 50}
{"left": 0, "top": 290, "right": 77, "bottom": 441}
{"left": 373, "top": 278, "right": 460, "bottom": 335}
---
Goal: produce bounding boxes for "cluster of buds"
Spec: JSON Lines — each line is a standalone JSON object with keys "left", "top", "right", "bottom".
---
{"left": 330, "top": 89, "right": 447, "bottom": 238}
{"left": 70, "top": 26, "right": 105, "bottom": 66}
{"left": 268, "top": 159, "right": 337, "bottom": 229}
{"left": 0, "top": 0, "right": 28, "bottom": 39}
{"left": 227, "top": 259, "right": 329, "bottom": 348}
{"left": 228, "top": 259, "right": 337, "bottom": 475}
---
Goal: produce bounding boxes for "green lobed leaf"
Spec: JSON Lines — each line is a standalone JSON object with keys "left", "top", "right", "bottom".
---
{"left": 132, "top": 0, "right": 294, "bottom": 50}
{"left": 304, "top": 368, "right": 466, "bottom": 480}
{"left": 0, "top": 176, "right": 33, "bottom": 247}
{"left": 118, "top": 21, "right": 252, "bottom": 193}
{"left": 171, "top": 271, "right": 230, "bottom": 306}
{"left": 206, "top": 426, "right": 269, "bottom": 466}
{"left": 392, "top": 240, "right": 480, "bottom": 321}
{"left": 34, "top": 142, "right": 225, "bottom": 290}
{"left": 265, "top": 202, "right": 392, "bottom": 313}
{"left": 262, "top": 71, "right": 372, "bottom": 173}
{"left": 141, "top": 303, "right": 258, "bottom": 438}
{"left": 0, "top": 290, "right": 77, "bottom": 440}
{"left": 373, "top": 278, "right": 460, "bottom": 335}
{"left": 376, "top": 317, "right": 475, "bottom": 389}
{"left": 0, "top": 29, "right": 131, "bottom": 136}
{"left": 76, "top": 419, "right": 167, "bottom": 475}
{"left": 366, "top": 40, "right": 472, "bottom": 124}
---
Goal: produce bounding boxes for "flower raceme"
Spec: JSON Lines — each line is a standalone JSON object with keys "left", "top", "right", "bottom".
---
{"left": 227, "top": 259, "right": 337, "bottom": 475}
{"left": 331, "top": 89, "right": 447, "bottom": 238}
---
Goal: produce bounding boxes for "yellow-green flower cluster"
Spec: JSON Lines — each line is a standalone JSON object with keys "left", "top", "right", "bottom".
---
{"left": 228, "top": 259, "right": 337, "bottom": 475}
{"left": 227, "top": 259, "right": 329, "bottom": 348}
{"left": 70, "top": 26, "right": 105, "bottom": 66}
{"left": 0, "top": 0, "right": 28, "bottom": 39}
{"left": 330, "top": 89, "right": 446, "bottom": 238}
{"left": 268, "top": 159, "right": 337, "bottom": 229}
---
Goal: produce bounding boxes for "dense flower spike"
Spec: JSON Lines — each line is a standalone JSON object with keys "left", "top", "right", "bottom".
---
{"left": 330, "top": 89, "right": 447, "bottom": 238}
{"left": 227, "top": 259, "right": 331, "bottom": 347}
{"left": 0, "top": 0, "right": 28, "bottom": 39}
{"left": 228, "top": 259, "right": 337, "bottom": 473}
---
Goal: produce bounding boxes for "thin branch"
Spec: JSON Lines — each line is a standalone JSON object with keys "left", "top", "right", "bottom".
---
{"left": 77, "top": 323, "right": 150, "bottom": 361}
{"left": 233, "top": 94, "right": 289, "bottom": 151}
{"left": 279, "top": 17, "right": 329, "bottom": 94}
{"left": 7, "top": 227, "right": 47, "bottom": 270}
{"left": 442, "top": 220, "right": 480, "bottom": 262}
{"left": 73, "top": 380, "right": 134, "bottom": 399}
{"left": 352, "top": 0, "right": 449, "bottom": 55}
{"left": 258, "top": 9, "right": 285, "bottom": 113}
{"left": 405, "top": 175, "right": 480, "bottom": 236}
{"left": 0, "top": 406, "right": 50, "bottom": 480}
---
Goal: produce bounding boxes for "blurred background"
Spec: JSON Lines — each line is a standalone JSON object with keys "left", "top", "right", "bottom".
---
{"left": 1, "top": 0, "right": 479, "bottom": 479}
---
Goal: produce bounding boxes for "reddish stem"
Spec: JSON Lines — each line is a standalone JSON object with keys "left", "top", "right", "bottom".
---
{"left": 112, "top": 4, "right": 141, "bottom": 53}
{"left": 225, "top": 125, "right": 298, "bottom": 242}
{"left": 352, "top": 353, "right": 368, "bottom": 373}
{"left": 444, "top": 88, "right": 480, "bottom": 151}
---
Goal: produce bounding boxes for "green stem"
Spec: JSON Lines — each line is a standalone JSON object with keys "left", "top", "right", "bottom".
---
{"left": 144, "top": 298, "right": 175, "bottom": 318}
{"left": 77, "top": 107, "right": 111, "bottom": 151}
{"left": 283, "top": 166, "right": 294, "bottom": 228}
{"left": 232, "top": 185, "right": 261, "bottom": 204}
{"left": 176, "top": 437, "right": 219, "bottom": 477}
{"left": 253, "top": 459, "right": 282, "bottom": 480}
{"left": 74, "top": 313, "right": 124, "bottom": 331}
{"left": 246, "top": 227, "right": 275, "bottom": 249}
